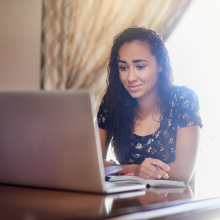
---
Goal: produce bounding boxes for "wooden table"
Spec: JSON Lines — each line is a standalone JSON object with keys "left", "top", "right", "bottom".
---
{"left": 1, "top": 183, "right": 220, "bottom": 220}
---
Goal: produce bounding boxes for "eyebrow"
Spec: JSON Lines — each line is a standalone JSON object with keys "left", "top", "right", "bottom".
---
{"left": 118, "top": 60, "right": 127, "bottom": 63}
{"left": 133, "top": 59, "right": 148, "bottom": 63}
{"left": 118, "top": 59, "right": 148, "bottom": 64}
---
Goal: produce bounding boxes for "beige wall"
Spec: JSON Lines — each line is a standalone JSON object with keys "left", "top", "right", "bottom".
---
{"left": 0, "top": 0, "right": 41, "bottom": 90}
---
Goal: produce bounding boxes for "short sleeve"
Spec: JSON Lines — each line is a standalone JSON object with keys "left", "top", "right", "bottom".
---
{"left": 176, "top": 87, "right": 203, "bottom": 129}
{"left": 97, "top": 98, "right": 107, "bottom": 130}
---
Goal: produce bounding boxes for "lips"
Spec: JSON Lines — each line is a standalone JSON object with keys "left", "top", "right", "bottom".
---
{"left": 128, "top": 84, "right": 142, "bottom": 91}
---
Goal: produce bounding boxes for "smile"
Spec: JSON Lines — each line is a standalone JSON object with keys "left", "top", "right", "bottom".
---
{"left": 128, "top": 85, "right": 142, "bottom": 91}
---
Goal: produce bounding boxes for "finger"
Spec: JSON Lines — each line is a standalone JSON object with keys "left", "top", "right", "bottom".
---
{"left": 140, "top": 161, "right": 161, "bottom": 175}
{"left": 145, "top": 158, "right": 170, "bottom": 171}
{"left": 146, "top": 164, "right": 169, "bottom": 179}
{"left": 139, "top": 173, "right": 153, "bottom": 180}
{"left": 140, "top": 166, "right": 162, "bottom": 179}
{"left": 148, "top": 164, "right": 162, "bottom": 176}
{"left": 158, "top": 169, "right": 169, "bottom": 179}
{"left": 142, "top": 159, "right": 169, "bottom": 179}
{"left": 140, "top": 169, "right": 161, "bottom": 180}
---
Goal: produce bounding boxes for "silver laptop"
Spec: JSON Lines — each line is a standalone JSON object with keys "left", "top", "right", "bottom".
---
{"left": 0, "top": 91, "right": 145, "bottom": 193}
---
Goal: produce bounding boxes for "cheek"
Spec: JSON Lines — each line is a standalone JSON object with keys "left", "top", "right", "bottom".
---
{"left": 148, "top": 68, "right": 159, "bottom": 82}
{"left": 141, "top": 71, "right": 157, "bottom": 83}
{"left": 149, "top": 74, "right": 159, "bottom": 85}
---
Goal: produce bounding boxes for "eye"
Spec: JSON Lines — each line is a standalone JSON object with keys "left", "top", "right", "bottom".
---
{"left": 119, "top": 66, "right": 127, "bottom": 71}
{"left": 137, "top": 65, "right": 145, "bottom": 70}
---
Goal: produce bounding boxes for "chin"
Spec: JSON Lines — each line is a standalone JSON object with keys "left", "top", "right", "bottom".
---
{"left": 127, "top": 91, "right": 143, "bottom": 99}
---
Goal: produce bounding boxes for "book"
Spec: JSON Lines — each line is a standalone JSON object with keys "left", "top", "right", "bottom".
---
{"left": 106, "top": 175, "right": 186, "bottom": 188}
{"left": 146, "top": 187, "right": 186, "bottom": 194}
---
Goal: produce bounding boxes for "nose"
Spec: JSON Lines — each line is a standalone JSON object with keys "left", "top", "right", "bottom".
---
{"left": 127, "top": 67, "right": 137, "bottom": 82}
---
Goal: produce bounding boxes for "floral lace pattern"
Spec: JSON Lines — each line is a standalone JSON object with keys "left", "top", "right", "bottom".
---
{"left": 97, "top": 86, "right": 203, "bottom": 164}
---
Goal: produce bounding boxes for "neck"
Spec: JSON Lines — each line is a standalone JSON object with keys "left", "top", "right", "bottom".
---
{"left": 136, "top": 89, "right": 159, "bottom": 116}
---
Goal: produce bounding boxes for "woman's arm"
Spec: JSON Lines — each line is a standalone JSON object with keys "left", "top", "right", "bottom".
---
{"left": 99, "top": 128, "right": 108, "bottom": 159}
{"left": 100, "top": 125, "right": 200, "bottom": 183}
{"left": 99, "top": 127, "right": 170, "bottom": 179}
{"left": 166, "top": 125, "right": 200, "bottom": 183}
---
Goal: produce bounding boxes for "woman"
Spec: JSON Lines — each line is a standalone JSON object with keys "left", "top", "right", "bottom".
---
{"left": 97, "top": 27, "right": 202, "bottom": 183}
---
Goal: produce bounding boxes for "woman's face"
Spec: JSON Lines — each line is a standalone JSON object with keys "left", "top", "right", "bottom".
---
{"left": 118, "top": 40, "right": 161, "bottom": 101}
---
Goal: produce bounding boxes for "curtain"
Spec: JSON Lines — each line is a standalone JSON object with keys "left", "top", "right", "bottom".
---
{"left": 41, "top": 0, "right": 192, "bottom": 104}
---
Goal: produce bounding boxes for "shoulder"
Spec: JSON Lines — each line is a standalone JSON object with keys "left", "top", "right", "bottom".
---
{"left": 171, "top": 85, "right": 199, "bottom": 107}
{"left": 172, "top": 85, "right": 197, "bottom": 97}
{"left": 171, "top": 86, "right": 203, "bottom": 128}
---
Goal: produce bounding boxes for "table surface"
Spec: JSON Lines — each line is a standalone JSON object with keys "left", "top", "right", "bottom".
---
{"left": 1, "top": 182, "right": 220, "bottom": 220}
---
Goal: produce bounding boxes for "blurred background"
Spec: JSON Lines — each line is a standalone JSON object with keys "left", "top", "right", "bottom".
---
{"left": 1, "top": 0, "right": 220, "bottom": 197}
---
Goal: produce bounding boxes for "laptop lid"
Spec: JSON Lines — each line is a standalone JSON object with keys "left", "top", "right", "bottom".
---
{"left": 0, "top": 90, "right": 106, "bottom": 192}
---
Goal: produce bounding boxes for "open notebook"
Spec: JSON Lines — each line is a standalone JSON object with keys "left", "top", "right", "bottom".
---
{"left": 0, "top": 91, "right": 145, "bottom": 193}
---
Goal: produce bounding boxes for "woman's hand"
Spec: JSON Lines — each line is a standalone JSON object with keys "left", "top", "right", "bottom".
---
{"left": 134, "top": 158, "right": 170, "bottom": 179}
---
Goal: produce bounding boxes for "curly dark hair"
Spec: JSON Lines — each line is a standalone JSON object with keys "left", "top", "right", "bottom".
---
{"left": 103, "top": 27, "right": 174, "bottom": 163}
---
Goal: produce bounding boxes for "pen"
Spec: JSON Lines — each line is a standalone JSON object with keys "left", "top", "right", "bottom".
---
{"left": 149, "top": 157, "right": 160, "bottom": 169}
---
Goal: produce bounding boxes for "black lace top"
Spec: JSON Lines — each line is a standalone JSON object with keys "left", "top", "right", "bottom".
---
{"left": 97, "top": 86, "right": 203, "bottom": 164}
